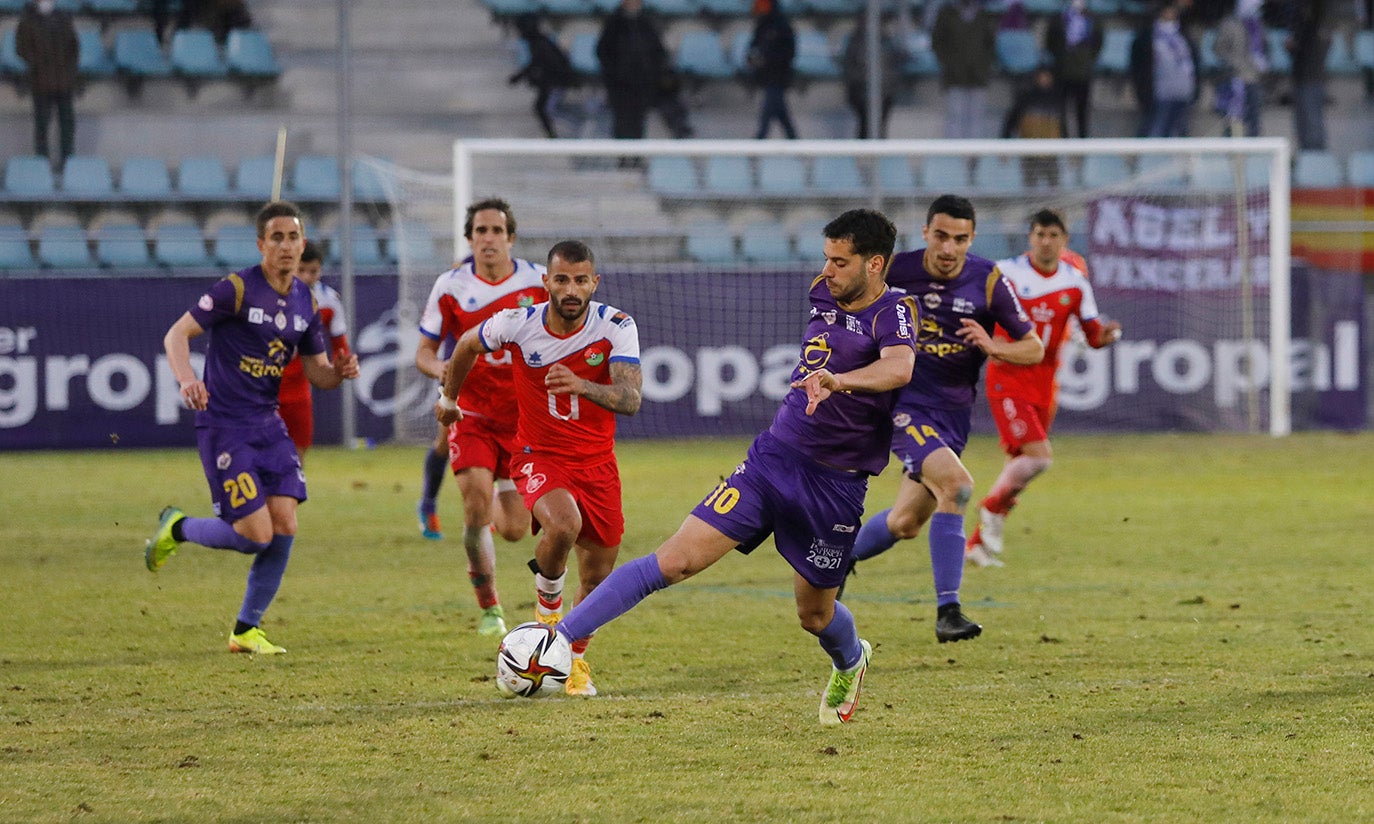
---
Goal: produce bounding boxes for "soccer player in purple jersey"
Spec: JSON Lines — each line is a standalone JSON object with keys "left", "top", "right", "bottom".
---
{"left": 845, "top": 194, "right": 1044, "bottom": 644}
{"left": 550, "top": 209, "right": 916, "bottom": 725}
{"left": 143, "top": 201, "right": 360, "bottom": 655}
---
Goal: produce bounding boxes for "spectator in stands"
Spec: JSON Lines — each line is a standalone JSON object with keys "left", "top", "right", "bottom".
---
{"left": 1045, "top": 0, "right": 1103, "bottom": 138}
{"left": 509, "top": 14, "right": 580, "bottom": 139}
{"left": 1214, "top": 0, "right": 1268, "bottom": 137}
{"left": 842, "top": 12, "right": 908, "bottom": 139}
{"left": 1287, "top": 0, "right": 1333, "bottom": 149}
{"left": 1129, "top": 1, "right": 1200, "bottom": 137}
{"left": 202, "top": 0, "right": 253, "bottom": 45}
{"left": 932, "top": 0, "right": 999, "bottom": 139}
{"left": 596, "top": 0, "right": 692, "bottom": 141}
{"left": 151, "top": 0, "right": 202, "bottom": 44}
{"left": 746, "top": 0, "right": 797, "bottom": 140}
{"left": 1001, "top": 66, "right": 1066, "bottom": 187}
{"left": 16, "top": 0, "right": 78, "bottom": 174}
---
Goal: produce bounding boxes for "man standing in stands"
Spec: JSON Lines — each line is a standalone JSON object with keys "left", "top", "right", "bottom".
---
{"left": 746, "top": 0, "right": 798, "bottom": 140}
{"left": 596, "top": 0, "right": 691, "bottom": 141}
{"left": 16, "top": 0, "right": 78, "bottom": 173}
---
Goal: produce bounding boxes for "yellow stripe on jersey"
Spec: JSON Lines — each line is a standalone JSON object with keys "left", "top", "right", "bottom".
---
{"left": 984, "top": 267, "right": 1002, "bottom": 307}
{"left": 227, "top": 273, "right": 245, "bottom": 314}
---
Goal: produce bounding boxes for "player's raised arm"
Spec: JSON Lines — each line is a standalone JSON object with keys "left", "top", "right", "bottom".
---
{"left": 545, "top": 360, "right": 642, "bottom": 415}
{"left": 791, "top": 343, "right": 915, "bottom": 415}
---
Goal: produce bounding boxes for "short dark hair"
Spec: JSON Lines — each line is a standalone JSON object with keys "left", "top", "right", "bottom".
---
{"left": 256, "top": 200, "right": 303, "bottom": 238}
{"left": 464, "top": 197, "right": 516, "bottom": 240}
{"left": 300, "top": 239, "right": 323, "bottom": 264}
{"left": 926, "top": 194, "right": 977, "bottom": 229}
{"left": 548, "top": 239, "right": 594, "bottom": 266}
{"left": 1029, "top": 208, "right": 1067, "bottom": 233}
{"left": 823, "top": 208, "right": 897, "bottom": 262}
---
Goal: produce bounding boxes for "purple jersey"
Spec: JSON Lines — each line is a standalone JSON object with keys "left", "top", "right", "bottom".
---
{"left": 886, "top": 250, "right": 1032, "bottom": 411}
{"left": 187, "top": 264, "right": 327, "bottom": 427}
{"left": 767, "top": 276, "right": 917, "bottom": 476}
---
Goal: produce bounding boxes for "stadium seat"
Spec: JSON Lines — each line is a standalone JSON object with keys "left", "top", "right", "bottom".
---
{"left": 1136, "top": 154, "right": 1186, "bottom": 187}
{"left": 176, "top": 156, "right": 231, "bottom": 198}
{"left": 77, "top": 28, "right": 115, "bottom": 77}
{"left": 352, "top": 159, "right": 391, "bottom": 202}
{"left": 703, "top": 156, "right": 753, "bottom": 195}
{"left": 0, "top": 0, "right": 26, "bottom": 12}
{"left": 234, "top": 155, "right": 276, "bottom": 200}
{"left": 1189, "top": 155, "right": 1268, "bottom": 191}
{"left": 1324, "top": 32, "right": 1359, "bottom": 75}
{"left": 728, "top": 29, "right": 752, "bottom": 74}
{"left": 646, "top": 156, "right": 699, "bottom": 196}
{"left": 291, "top": 154, "right": 341, "bottom": 200}
{"left": 170, "top": 29, "right": 227, "bottom": 78}
{"left": 684, "top": 220, "right": 736, "bottom": 263}
{"left": 36, "top": 225, "right": 95, "bottom": 269}
{"left": 1347, "top": 151, "right": 1374, "bottom": 187}
{"left": 973, "top": 156, "right": 1023, "bottom": 193}
{"left": 740, "top": 220, "right": 792, "bottom": 262}
{"left": 756, "top": 156, "right": 808, "bottom": 195}
{"left": 1197, "top": 29, "right": 1220, "bottom": 74}
{"left": 1021, "top": 0, "right": 1061, "bottom": 13}
{"left": 994, "top": 29, "right": 1042, "bottom": 75}
{"left": 153, "top": 221, "right": 211, "bottom": 268}
{"left": 811, "top": 156, "right": 864, "bottom": 193}
{"left": 875, "top": 155, "right": 917, "bottom": 192}
{"left": 0, "top": 226, "right": 36, "bottom": 270}
{"left": 93, "top": 222, "right": 154, "bottom": 268}
{"left": 59, "top": 155, "right": 115, "bottom": 198}
{"left": 1095, "top": 28, "right": 1132, "bottom": 75}
{"left": 225, "top": 29, "right": 282, "bottom": 78}
{"left": 790, "top": 217, "right": 829, "bottom": 255}
{"left": 800, "top": 0, "right": 861, "bottom": 13}
{"left": 697, "top": 0, "right": 745, "bottom": 15}
{"left": 84, "top": 0, "right": 140, "bottom": 11}
{"left": 644, "top": 0, "right": 699, "bottom": 16}
{"left": 0, "top": 29, "right": 25, "bottom": 76}
{"left": 1264, "top": 28, "right": 1291, "bottom": 75}
{"left": 113, "top": 29, "right": 172, "bottom": 77}
{"left": 676, "top": 30, "right": 734, "bottom": 80}
{"left": 4, "top": 155, "right": 55, "bottom": 199}
{"left": 901, "top": 30, "right": 939, "bottom": 77}
{"left": 792, "top": 29, "right": 839, "bottom": 80}
{"left": 478, "top": 0, "right": 541, "bottom": 15}
{"left": 1081, "top": 154, "right": 1130, "bottom": 188}
{"left": 919, "top": 155, "right": 970, "bottom": 191}
{"left": 568, "top": 32, "right": 600, "bottom": 77}
{"left": 1356, "top": 30, "right": 1374, "bottom": 70}
{"left": 540, "top": 0, "right": 590, "bottom": 16}
{"left": 393, "top": 222, "right": 439, "bottom": 266}
{"left": 212, "top": 224, "right": 261, "bottom": 267}
{"left": 327, "top": 224, "right": 386, "bottom": 267}
{"left": 1294, "top": 151, "right": 1343, "bottom": 188}
{"left": 119, "top": 157, "right": 173, "bottom": 199}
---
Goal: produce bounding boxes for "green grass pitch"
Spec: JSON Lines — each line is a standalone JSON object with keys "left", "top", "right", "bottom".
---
{"left": 2, "top": 432, "right": 1372, "bottom": 822}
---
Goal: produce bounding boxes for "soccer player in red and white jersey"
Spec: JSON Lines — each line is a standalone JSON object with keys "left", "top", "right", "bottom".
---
{"left": 966, "top": 209, "right": 1122, "bottom": 566}
{"left": 436, "top": 240, "right": 641, "bottom": 697}
{"left": 278, "top": 241, "right": 350, "bottom": 458}
{"left": 415, "top": 198, "right": 547, "bottom": 637}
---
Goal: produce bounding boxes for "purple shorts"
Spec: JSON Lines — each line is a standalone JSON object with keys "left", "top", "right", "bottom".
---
{"left": 196, "top": 417, "right": 307, "bottom": 522}
{"left": 690, "top": 430, "right": 868, "bottom": 589}
{"left": 889, "top": 404, "right": 972, "bottom": 481}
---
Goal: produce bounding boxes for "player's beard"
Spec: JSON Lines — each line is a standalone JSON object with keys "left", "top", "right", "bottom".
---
{"left": 553, "top": 297, "right": 587, "bottom": 322}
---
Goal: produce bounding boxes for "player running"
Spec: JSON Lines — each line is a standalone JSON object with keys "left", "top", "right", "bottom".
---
{"left": 436, "top": 240, "right": 640, "bottom": 696}
{"left": 277, "top": 240, "right": 350, "bottom": 459}
{"left": 965, "top": 208, "right": 1122, "bottom": 566}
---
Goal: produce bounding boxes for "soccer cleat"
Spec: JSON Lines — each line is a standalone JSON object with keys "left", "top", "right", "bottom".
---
{"left": 978, "top": 506, "right": 1005, "bottom": 555}
{"left": 935, "top": 603, "right": 983, "bottom": 643}
{"left": 228, "top": 627, "right": 286, "bottom": 655}
{"left": 417, "top": 501, "right": 443, "bottom": 540}
{"left": 965, "top": 535, "right": 1004, "bottom": 568}
{"left": 819, "top": 639, "right": 871, "bottom": 726}
{"left": 145, "top": 506, "right": 185, "bottom": 572}
{"left": 477, "top": 605, "right": 507, "bottom": 637}
{"left": 533, "top": 607, "right": 562, "bottom": 629}
{"left": 565, "top": 657, "right": 597, "bottom": 696}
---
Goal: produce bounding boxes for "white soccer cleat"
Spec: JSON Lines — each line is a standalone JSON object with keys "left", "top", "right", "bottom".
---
{"left": 978, "top": 506, "right": 1006, "bottom": 555}
{"left": 965, "top": 540, "right": 1004, "bottom": 568}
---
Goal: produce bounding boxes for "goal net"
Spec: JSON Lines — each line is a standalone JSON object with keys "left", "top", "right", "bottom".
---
{"left": 380, "top": 137, "right": 1304, "bottom": 444}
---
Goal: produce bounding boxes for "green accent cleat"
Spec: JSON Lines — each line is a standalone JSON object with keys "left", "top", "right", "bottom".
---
{"left": 477, "top": 604, "right": 507, "bottom": 637}
{"left": 819, "top": 638, "right": 871, "bottom": 726}
{"left": 145, "top": 506, "right": 185, "bottom": 572}
{"left": 228, "top": 627, "right": 286, "bottom": 655}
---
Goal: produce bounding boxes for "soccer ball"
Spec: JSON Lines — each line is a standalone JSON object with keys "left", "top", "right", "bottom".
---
{"left": 495, "top": 622, "right": 572, "bottom": 698}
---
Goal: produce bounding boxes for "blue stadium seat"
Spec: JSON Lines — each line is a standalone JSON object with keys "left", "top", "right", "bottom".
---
{"left": 1, "top": 30, "right": 27, "bottom": 75}
{"left": 1348, "top": 151, "right": 1374, "bottom": 187}
{"left": 1197, "top": 29, "right": 1220, "bottom": 74}
{"left": 811, "top": 156, "right": 863, "bottom": 193}
{"left": 0, "top": 227, "right": 36, "bottom": 270}
{"left": 875, "top": 156, "right": 917, "bottom": 191}
{"left": 1136, "top": 154, "right": 1186, "bottom": 187}
{"left": 703, "top": 156, "right": 753, "bottom": 195}
{"left": 676, "top": 30, "right": 734, "bottom": 80}
{"left": 327, "top": 224, "right": 386, "bottom": 267}
{"left": 5, "top": 155, "right": 55, "bottom": 199}
{"left": 60, "top": 155, "right": 115, "bottom": 197}
{"left": 1264, "top": 28, "right": 1291, "bottom": 75}
{"left": 352, "top": 159, "right": 390, "bottom": 202}
{"left": 728, "top": 29, "right": 752, "bottom": 73}
{"left": 757, "top": 156, "right": 807, "bottom": 195}
{"left": 1294, "top": 151, "right": 1343, "bottom": 188}
{"left": 995, "top": 29, "right": 1042, "bottom": 75}
{"left": 1356, "top": 30, "right": 1374, "bottom": 70}
{"left": 790, "top": 218, "right": 829, "bottom": 256}
{"left": 644, "top": 0, "right": 699, "bottom": 16}
{"left": 919, "top": 155, "right": 970, "bottom": 190}
{"left": 1095, "top": 28, "right": 1132, "bottom": 75}
{"left": 170, "top": 29, "right": 227, "bottom": 78}
{"left": 1324, "top": 31, "right": 1359, "bottom": 75}
{"left": 85, "top": 0, "right": 140, "bottom": 11}
{"left": 792, "top": 29, "right": 839, "bottom": 80}
{"left": 153, "top": 221, "right": 210, "bottom": 267}
{"left": 291, "top": 154, "right": 340, "bottom": 200}
{"left": 212, "top": 224, "right": 260, "bottom": 267}
{"left": 1081, "top": 154, "right": 1129, "bottom": 188}
{"left": 541, "top": 0, "right": 591, "bottom": 16}
{"left": 479, "top": 0, "right": 541, "bottom": 15}
{"left": 568, "top": 32, "right": 600, "bottom": 77}
{"left": 93, "top": 222, "right": 153, "bottom": 268}
{"left": 113, "top": 29, "right": 172, "bottom": 77}
{"left": 901, "top": 30, "right": 939, "bottom": 77}
{"left": 646, "top": 156, "right": 698, "bottom": 196}
{"left": 697, "top": 0, "right": 746, "bottom": 15}
{"left": 684, "top": 221, "right": 736, "bottom": 263}
{"left": 740, "top": 220, "right": 792, "bottom": 262}
{"left": 799, "top": 0, "right": 860, "bottom": 14}
{"left": 1021, "top": 0, "right": 1061, "bottom": 13}
{"left": 0, "top": 0, "right": 27, "bottom": 12}
{"left": 37, "top": 225, "right": 95, "bottom": 269}
{"left": 1189, "top": 155, "right": 1268, "bottom": 191}
{"left": 119, "top": 157, "right": 173, "bottom": 199}
{"left": 973, "top": 156, "right": 1023, "bottom": 193}
{"left": 177, "top": 156, "right": 231, "bottom": 198}
{"left": 234, "top": 155, "right": 276, "bottom": 200}
{"left": 225, "top": 29, "right": 282, "bottom": 78}
{"left": 393, "top": 222, "right": 439, "bottom": 266}
{"left": 77, "top": 28, "right": 115, "bottom": 77}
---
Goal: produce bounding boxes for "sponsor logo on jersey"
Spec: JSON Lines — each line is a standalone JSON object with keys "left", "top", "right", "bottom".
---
{"left": 802, "top": 333, "right": 832, "bottom": 371}
{"left": 294, "top": 316, "right": 308, "bottom": 332}
{"left": 585, "top": 350, "right": 604, "bottom": 367}
{"left": 525, "top": 472, "right": 548, "bottom": 494}
{"left": 274, "top": 311, "right": 287, "bottom": 331}
{"left": 248, "top": 307, "right": 265, "bottom": 324}
{"left": 832, "top": 523, "right": 856, "bottom": 533}
{"left": 923, "top": 292, "right": 942, "bottom": 310}
{"left": 216, "top": 452, "right": 232, "bottom": 470}
{"left": 198, "top": 294, "right": 214, "bottom": 311}
{"left": 518, "top": 295, "right": 535, "bottom": 307}
{"left": 1060, "top": 294, "right": 1071, "bottom": 306}
{"left": 893, "top": 412, "right": 911, "bottom": 427}
{"left": 822, "top": 311, "right": 837, "bottom": 325}
{"left": 952, "top": 297, "right": 975, "bottom": 314}
{"left": 528, "top": 351, "right": 543, "bottom": 366}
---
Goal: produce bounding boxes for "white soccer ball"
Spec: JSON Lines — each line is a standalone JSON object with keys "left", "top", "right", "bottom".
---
{"left": 495, "top": 622, "right": 572, "bottom": 698}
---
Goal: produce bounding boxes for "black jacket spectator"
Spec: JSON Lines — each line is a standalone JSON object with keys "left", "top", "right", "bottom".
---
{"left": 16, "top": 0, "right": 78, "bottom": 170}
{"left": 509, "top": 14, "right": 580, "bottom": 138}
{"left": 597, "top": 0, "right": 676, "bottom": 139}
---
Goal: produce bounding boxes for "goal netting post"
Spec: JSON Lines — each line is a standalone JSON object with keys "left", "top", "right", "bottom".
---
{"left": 383, "top": 137, "right": 1294, "bottom": 444}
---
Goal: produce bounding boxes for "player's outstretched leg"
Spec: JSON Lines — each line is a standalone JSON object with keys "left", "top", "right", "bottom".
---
{"left": 819, "top": 639, "right": 871, "bottom": 726}
{"left": 145, "top": 506, "right": 186, "bottom": 571}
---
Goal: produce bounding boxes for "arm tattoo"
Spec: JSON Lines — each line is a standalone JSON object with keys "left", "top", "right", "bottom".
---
{"left": 580, "top": 361, "right": 642, "bottom": 415}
